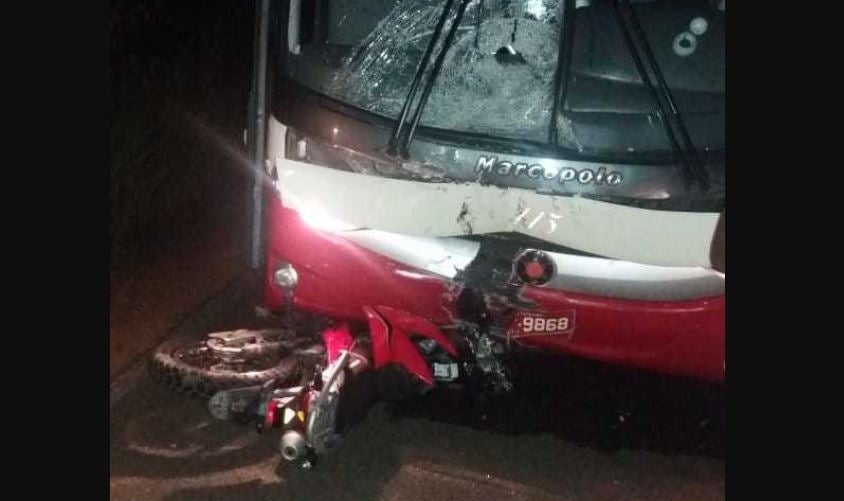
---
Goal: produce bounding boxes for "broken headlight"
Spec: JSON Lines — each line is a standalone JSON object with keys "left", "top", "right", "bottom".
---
{"left": 284, "top": 128, "right": 449, "bottom": 181}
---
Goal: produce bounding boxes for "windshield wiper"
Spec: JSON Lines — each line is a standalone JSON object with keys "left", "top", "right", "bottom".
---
{"left": 611, "top": 0, "right": 710, "bottom": 191}
{"left": 387, "top": 0, "right": 473, "bottom": 159}
{"left": 387, "top": 0, "right": 456, "bottom": 156}
{"left": 623, "top": 1, "right": 710, "bottom": 191}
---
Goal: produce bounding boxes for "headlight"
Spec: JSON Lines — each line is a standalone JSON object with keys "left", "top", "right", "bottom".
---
{"left": 280, "top": 129, "right": 448, "bottom": 233}
{"left": 285, "top": 128, "right": 402, "bottom": 177}
{"left": 284, "top": 128, "right": 448, "bottom": 181}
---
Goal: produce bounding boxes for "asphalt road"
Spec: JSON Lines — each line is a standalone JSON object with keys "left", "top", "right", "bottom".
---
{"left": 109, "top": 278, "right": 725, "bottom": 501}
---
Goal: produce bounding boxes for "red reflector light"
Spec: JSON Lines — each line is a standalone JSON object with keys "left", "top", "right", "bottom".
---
{"left": 514, "top": 250, "right": 555, "bottom": 286}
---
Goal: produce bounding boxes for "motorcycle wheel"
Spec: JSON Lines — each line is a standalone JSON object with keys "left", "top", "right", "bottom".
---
{"left": 149, "top": 329, "right": 304, "bottom": 399}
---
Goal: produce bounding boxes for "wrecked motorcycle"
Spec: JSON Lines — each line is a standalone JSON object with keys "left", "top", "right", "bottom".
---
{"left": 151, "top": 0, "right": 725, "bottom": 466}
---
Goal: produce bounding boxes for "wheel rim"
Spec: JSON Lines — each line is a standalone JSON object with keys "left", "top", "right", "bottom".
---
{"left": 172, "top": 330, "right": 292, "bottom": 374}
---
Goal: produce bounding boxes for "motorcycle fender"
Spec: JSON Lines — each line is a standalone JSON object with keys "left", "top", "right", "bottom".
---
{"left": 363, "top": 305, "right": 457, "bottom": 386}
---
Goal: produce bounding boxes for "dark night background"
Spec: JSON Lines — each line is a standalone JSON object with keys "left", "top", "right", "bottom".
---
{"left": 110, "top": 0, "right": 257, "bottom": 378}
{"left": 110, "top": 0, "right": 254, "bottom": 261}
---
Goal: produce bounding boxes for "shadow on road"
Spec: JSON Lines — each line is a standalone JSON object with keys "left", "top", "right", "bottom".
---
{"left": 399, "top": 351, "right": 726, "bottom": 459}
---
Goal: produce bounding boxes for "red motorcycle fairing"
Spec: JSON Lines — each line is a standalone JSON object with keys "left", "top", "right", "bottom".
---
{"left": 264, "top": 197, "right": 725, "bottom": 383}
{"left": 322, "top": 323, "right": 354, "bottom": 363}
{"left": 363, "top": 305, "right": 458, "bottom": 386}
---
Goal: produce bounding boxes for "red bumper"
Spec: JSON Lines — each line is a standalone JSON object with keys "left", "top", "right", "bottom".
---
{"left": 264, "top": 196, "right": 725, "bottom": 383}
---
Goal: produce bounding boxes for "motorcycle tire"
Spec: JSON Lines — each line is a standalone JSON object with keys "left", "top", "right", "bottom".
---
{"left": 148, "top": 333, "right": 300, "bottom": 399}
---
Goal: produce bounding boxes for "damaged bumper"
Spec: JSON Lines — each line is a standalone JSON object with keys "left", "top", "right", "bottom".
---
{"left": 264, "top": 118, "right": 724, "bottom": 382}
{"left": 274, "top": 159, "right": 720, "bottom": 269}
{"left": 263, "top": 197, "right": 725, "bottom": 383}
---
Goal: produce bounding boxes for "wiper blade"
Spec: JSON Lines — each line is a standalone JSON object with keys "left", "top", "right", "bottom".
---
{"left": 402, "top": 0, "right": 472, "bottom": 157}
{"left": 387, "top": 0, "right": 457, "bottom": 156}
{"left": 387, "top": 0, "right": 472, "bottom": 159}
{"left": 621, "top": 0, "right": 710, "bottom": 191}
{"left": 549, "top": 0, "right": 576, "bottom": 146}
{"left": 611, "top": 0, "right": 710, "bottom": 191}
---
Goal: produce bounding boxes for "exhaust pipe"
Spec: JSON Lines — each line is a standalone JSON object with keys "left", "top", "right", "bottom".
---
{"left": 280, "top": 430, "right": 308, "bottom": 461}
